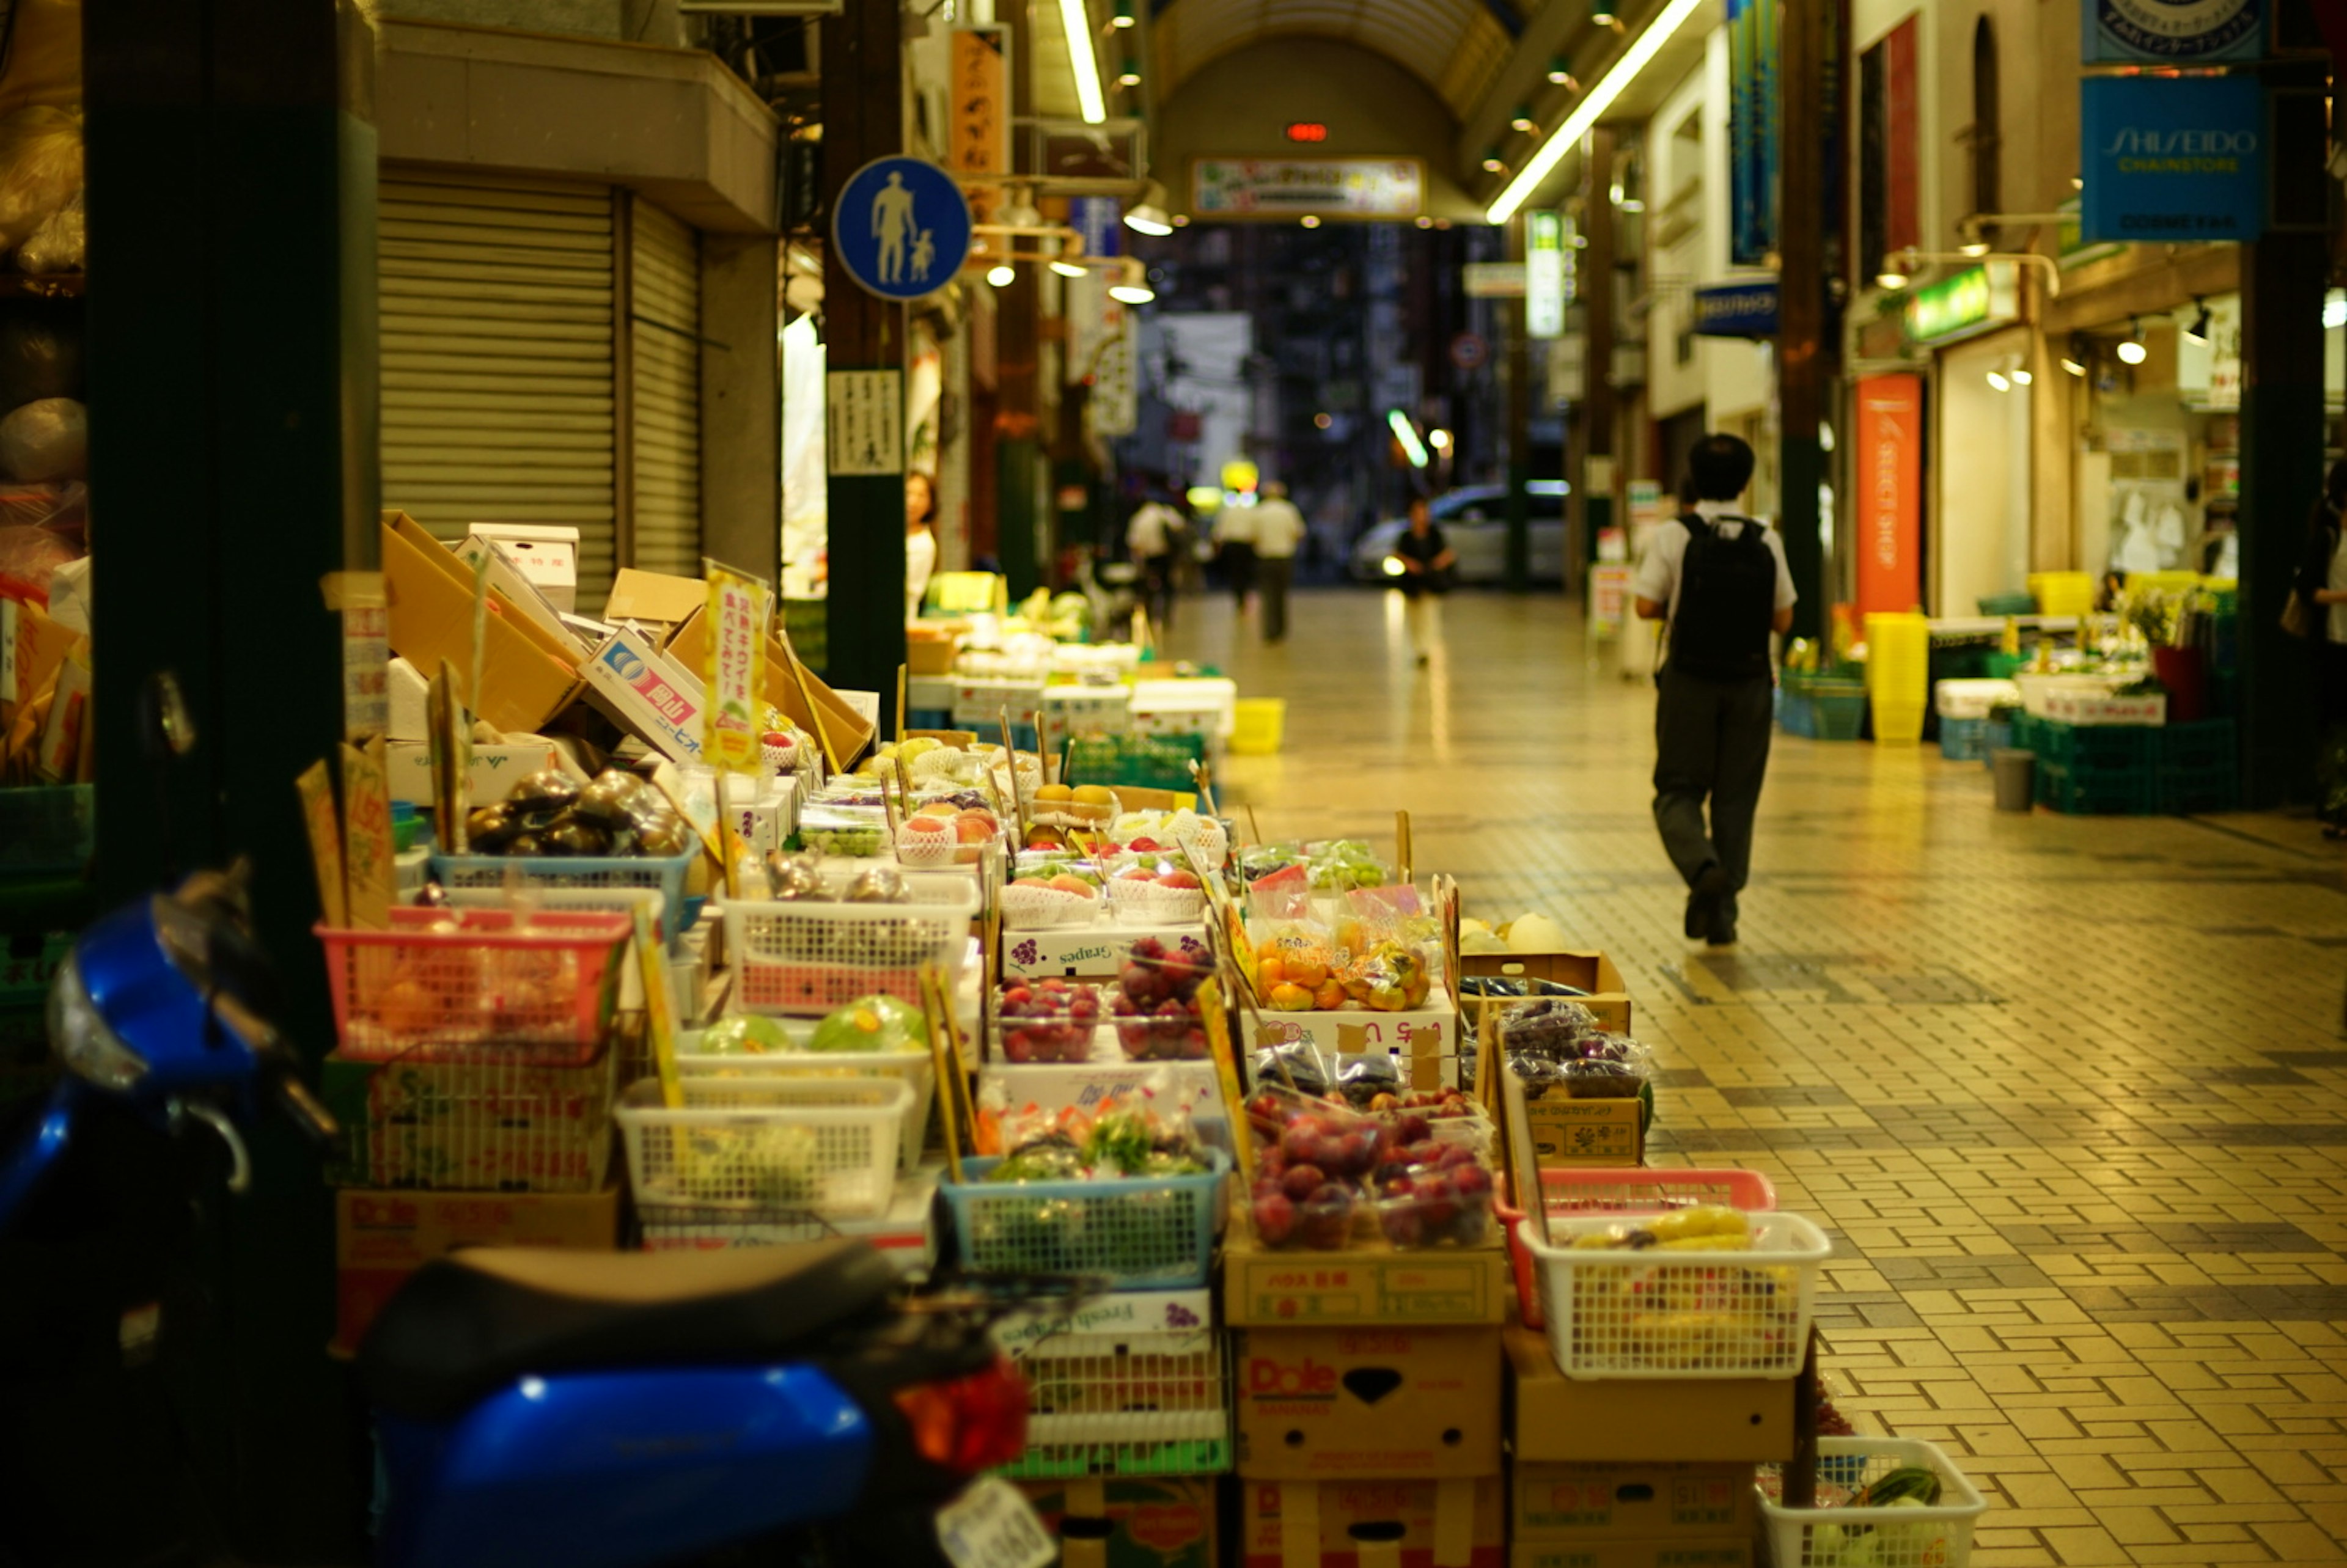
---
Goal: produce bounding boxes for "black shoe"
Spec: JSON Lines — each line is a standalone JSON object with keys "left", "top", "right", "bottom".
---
{"left": 1706, "top": 920, "right": 1739, "bottom": 948}
{"left": 1683, "top": 863, "right": 1730, "bottom": 940}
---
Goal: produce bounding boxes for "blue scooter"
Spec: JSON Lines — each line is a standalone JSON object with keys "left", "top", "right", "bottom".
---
{"left": 1, "top": 681, "right": 1057, "bottom": 1568}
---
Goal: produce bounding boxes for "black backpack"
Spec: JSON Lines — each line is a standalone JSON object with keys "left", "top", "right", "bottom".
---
{"left": 1666, "top": 513, "right": 1776, "bottom": 680}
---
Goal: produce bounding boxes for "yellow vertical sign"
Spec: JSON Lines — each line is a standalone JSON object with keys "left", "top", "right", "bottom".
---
{"left": 702, "top": 560, "right": 770, "bottom": 776}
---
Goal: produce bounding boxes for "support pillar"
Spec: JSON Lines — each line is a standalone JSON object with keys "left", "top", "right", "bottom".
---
{"left": 1777, "top": 0, "right": 1829, "bottom": 642}
{"left": 821, "top": 1, "right": 907, "bottom": 719}
{"left": 1574, "top": 130, "right": 1617, "bottom": 584}
{"left": 82, "top": 0, "right": 378, "bottom": 1556}
{"left": 1505, "top": 213, "right": 1531, "bottom": 592}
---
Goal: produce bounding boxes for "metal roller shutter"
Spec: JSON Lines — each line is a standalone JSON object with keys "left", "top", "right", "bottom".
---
{"left": 630, "top": 199, "right": 703, "bottom": 578}
{"left": 378, "top": 170, "right": 620, "bottom": 604}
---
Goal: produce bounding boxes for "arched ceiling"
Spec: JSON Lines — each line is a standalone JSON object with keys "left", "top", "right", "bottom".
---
{"left": 1150, "top": 0, "right": 1522, "bottom": 124}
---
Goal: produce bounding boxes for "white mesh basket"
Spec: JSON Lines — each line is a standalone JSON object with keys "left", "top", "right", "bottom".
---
{"left": 672, "top": 1038, "right": 934, "bottom": 1170}
{"left": 1761, "top": 1437, "right": 1986, "bottom": 1568}
{"left": 617, "top": 1075, "right": 909, "bottom": 1219}
{"left": 724, "top": 889, "right": 978, "bottom": 1015}
{"left": 1001, "top": 1330, "right": 1232, "bottom": 1479}
{"left": 1526, "top": 1211, "right": 1831, "bottom": 1379}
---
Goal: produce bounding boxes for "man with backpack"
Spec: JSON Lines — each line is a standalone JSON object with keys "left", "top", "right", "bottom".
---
{"left": 1633, "top": 434, "right": 1796, "bottom": 947}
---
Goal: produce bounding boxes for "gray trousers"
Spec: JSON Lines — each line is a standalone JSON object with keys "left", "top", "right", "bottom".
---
{"left": 1653, "top": 666, "right": 1776, "bottom": 903}
{"left": 1258, "top": 556, "right": 1292, "bottom": 640}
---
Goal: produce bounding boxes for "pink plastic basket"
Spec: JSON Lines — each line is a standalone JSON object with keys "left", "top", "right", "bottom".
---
{"left": 1500, "top": 1167, "right": 1777, "bottom": 1329}
{"left": 317, "top": 908, "right": 631, "bottom": 1066}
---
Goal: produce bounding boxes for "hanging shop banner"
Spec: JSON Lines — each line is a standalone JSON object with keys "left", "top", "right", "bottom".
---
{"left": 1694, "top": 280, "right": 1780, "bottom": 337}
{"left": 950, "top": 27, "right": 1010, "bottom": 180}
{"left": 1858, "top": 18, "right": 1919, "bottom": 277}
{"left": 702, "top": 562, "right": 770, "bottom": 776}
{"left": 1727, "top": 0, "right": 1779, "bottom": 266}
{"left": 1089, "top": 317, "right": 1139, "bottom": 438}
{"left": 1526, "top": 212, "right": 1567, "bottom": 339}
{"left": 2079, "top": 75, "right": 2266, "bottom": 244}
{"left": 1853, "top": 374, "right": 1923, "bottom": 618}
{"left": 1190, "top": 158, "right": 1425, "bottom": 219}
{"left": 2082, "top": 0, "right": 2263, "bottom": 62}
{"left": 1071, "top": 196, "right": 1122, "bottom": 262}
{"left": 832, "top": 156, "right": 972, "bottom": 302}
{"left": 1901, "top": 262, "right": 2019, "bottom": 346}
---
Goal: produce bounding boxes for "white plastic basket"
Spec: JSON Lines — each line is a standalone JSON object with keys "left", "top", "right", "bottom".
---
{"left": 724, "top": 889, "right": 979, "bottom": 1016}
{"left": 1001, "top": 1330, "right": 1231, "bottom": 1479}
{"left": 617, "top": 1075, "right": 909, "bottom": 1219}
{"left": 1932, "top": 678, "right": 2021, "bottom": 720}
{"left": 673, "top": 1035, "right": 934, "bottom": 1170}
{"left": 1526, "top": 1211, "right": 1831, "bottom": 1379}
{"left": 1761, "top": 1436, "right": 1986, "bottom": 1568}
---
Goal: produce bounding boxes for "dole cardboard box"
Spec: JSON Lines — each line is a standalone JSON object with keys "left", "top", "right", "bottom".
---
{"left": 1508, "top": 1541, "right": 1750, "bottom": 1568}
{"left": 1233, "top": 1326, "right": 1500, "bottom": 1481}
{"left": 1511, "top": 1463, "right": 1756, "bottom": 1542}
{"left": 1019, "top": 1476, "right": 1215, "bottom": 1568}
{"left": 1243, "top": 1476, "right": 1502, "bottom": 1568}
{"left": 1505, "top": 1327, "right": 1791, "bottom": 1464}
{"left": 333, "top": 1184, "right": 620, "bottom": 1354}
{"left": 1222, "top": 1212, "right": 1509, "bottom": 1329}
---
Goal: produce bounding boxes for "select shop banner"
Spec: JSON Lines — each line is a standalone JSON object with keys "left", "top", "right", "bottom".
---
{"left": 2080, "top": 75, "right": 2266, "bottom": 244}
{"left": 1853, "top": 374, "right": 1922, "bottom": 618}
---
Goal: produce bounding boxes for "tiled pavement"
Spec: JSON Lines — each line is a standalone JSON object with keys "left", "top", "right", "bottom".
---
{"left": 1181, "top": 586, "right": 2347, "bottom": 1566}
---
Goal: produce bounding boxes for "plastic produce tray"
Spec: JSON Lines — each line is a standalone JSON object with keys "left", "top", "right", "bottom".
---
{"left": 1525, "top": 1209, "right": 1829, "bottom": 1379}
{"left": 999, "top": 1330, "right": 1232, "bottom": 1479}
{"left": 430, "top": 849, "right": 699, "bottom": 943}
{"left": 317, "top": 908, "right": 630, "bottom": 1064}
{"left": 942, "top": 1149, "right": 1229, "bottom": 1289}
{"left": 617, "top": 1075, "right": 909, "bottom": 1221}
{"left": 1761, "top": 1436, "right": 1986, "bottom": 1568}
{"left": 724, "top": 889, "right": 977, "bottom": 1016}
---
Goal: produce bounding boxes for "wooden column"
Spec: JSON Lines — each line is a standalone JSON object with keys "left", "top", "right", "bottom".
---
{"left": 1776, "top": 0, "right": 1829, "bottom": 642}
{"left": 820, "top": 1, "right": 908, "bottom": 717}
{"left": 993, "top": 0, "right": 1043, "bottom": 598}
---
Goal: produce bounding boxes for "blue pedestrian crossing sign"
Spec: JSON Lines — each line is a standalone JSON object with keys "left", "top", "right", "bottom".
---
{"left": 832, "top": 156, "right": 973, "bottom": 303}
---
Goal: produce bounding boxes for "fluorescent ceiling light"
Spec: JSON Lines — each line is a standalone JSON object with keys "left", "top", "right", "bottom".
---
{"left": 1109, "top": 281, "right": 1155, "bottom": 304}
{"left": 2324, "top": 294, "right": 2347, "bottom": 330}
{"left": 1488, "top": 0, "right": 1703, "bottom": 224}
{"left": 1057, "top": 0, "right": 1107, "bottom": 125}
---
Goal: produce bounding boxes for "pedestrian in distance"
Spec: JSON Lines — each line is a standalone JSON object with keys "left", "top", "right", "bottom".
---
{"left": 1126, "top": 494, "right": 1183, "bottom": 633}
{"left": 904, "top": 471, "right": 938, "bottom": 621}
{"left": 1213, "top": 500, "right": 1258, "bottom": 615}
{"left": 1391, "top": 496, "right": 1455, "bottom": 666}
{"left": 1633, "top": 433, "right": 1796, "bottom": 948}
{"left": 1251, "top": 482, "right": 1307, "bottom": 643}
{"left": 2291, "top": 458, "right": 2347, "bottom": 837}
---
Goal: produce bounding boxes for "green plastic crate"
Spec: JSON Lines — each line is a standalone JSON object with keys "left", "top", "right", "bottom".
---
{"left": 2036, "top": 759, "right": 2159, "bottom": 815}
{"left": 1813, "top": 690, "right": 1867, "bottom": 740}
{"left": 2029, "top": 719, "right": 2161, "bottom": 771}
{"left": 1062, "top": 733, "right": 1210, "bottom": 793}
{"left": 2161, "top": 760, "right": 2239, "bottom": 814}
{"left": 2160, "top": 719, "right": 2236, "bottom": 773}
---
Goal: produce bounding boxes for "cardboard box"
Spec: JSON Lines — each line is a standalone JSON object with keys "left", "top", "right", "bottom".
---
{"left": 1511, "top": 1464, "right": 1756, "bottom": 1541}
{"left": 1021, "top": 1476, "right": 1216, "bottom": 1568}
{"left": 321, "top": 1050, "right": 616, "bottom": 1194}
{"left": 581, "top": 626, "right": 711, "bottom": 765}
{"left": 1223, "top": 1220, "right": 1509, "bottom": 1328}
{"left": 1508, "top": 1542, "right": 1751, "bottom": 1568}
{"left": 1233, "top": 1326, "right": 1500, "bottom": 1481}
{"left": 906, "top": 626, "right": 961, "bottom": 676}
{"left": 1243, "top": 1477, "right": 1503, "bottom": 1568}
{"left": 462, "top": 524, "right": 581, "bottom": 614}
{"left": 1246, "top": 987, "right": 1458, "bottom": 1066}
{"left": 383, "top": 739, "right": 569, "bottom": 806}
{"left": 457, "top": 529, "right": 582, "bottom": 643}
{"left": 667, "top": 607, "right": 876, "bottom": 768}
{"left": 334, "top": 1183, "right": 620, "bottom": 1353}
{"left": 603, "top": 567, "right": 710, "bottom": 629}
{"left": 1004, "top": 923, "right": 1208, "bottom": 980}
{"left": 383, "top": 513, "right": 584, "bottom": 734}
{"left": 1463, "top": 951, "right": 1629, "bottom": 1038}
{"left": 1516, "top": 1093, "right": 1643, "bottom": 1169}
{"left": 1506, "top": 1327, "right": 1793, "bottom": 1464}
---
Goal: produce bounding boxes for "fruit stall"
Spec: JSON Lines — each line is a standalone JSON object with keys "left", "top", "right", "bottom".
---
{"left": 293, "top": 534, "right": 1987, "bottom": 1568}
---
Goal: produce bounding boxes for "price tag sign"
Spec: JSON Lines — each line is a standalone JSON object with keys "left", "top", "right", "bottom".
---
{"left": 935, "top": 1478, "right": 1055, "bottom": 1568}
{"left": 702, "top": 560, "right": 771, "bottom": 776}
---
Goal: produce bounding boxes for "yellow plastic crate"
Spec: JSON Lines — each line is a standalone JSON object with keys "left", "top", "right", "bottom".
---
{"left": 2029, "top": 571, "right": 2096, "bottom": 617}
{"left": 1230, "top": 698, "right": 1286, "bottom": 755}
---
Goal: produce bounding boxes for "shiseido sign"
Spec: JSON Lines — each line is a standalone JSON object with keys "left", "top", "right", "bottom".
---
{"left": 2079, "top": 75, "right": 2266, "bottom": 243}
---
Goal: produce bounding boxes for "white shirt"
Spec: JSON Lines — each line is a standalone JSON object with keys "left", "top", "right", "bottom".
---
{"left": 905, "top": 525, "right": 936, "bottom": 619}
{"left": 1211, "top": 507, "right": 1256, "bottom": 546}
{"left": 1127, "top": 503, "right": 1175, "bottom": 557}
{"left": 1632, "top": 499, "right": 1798, "bottom": 621}
{"left": 1251, "top": 499, "right": 1306, "bottom": 560}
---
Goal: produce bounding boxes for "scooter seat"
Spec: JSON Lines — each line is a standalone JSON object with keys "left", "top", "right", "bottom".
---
{"left": 358, "top": 1240, "right": 900, "bottom": 1419}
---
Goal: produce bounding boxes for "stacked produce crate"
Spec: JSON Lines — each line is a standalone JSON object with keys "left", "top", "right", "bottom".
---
{"left": 317, "top": 907, "right": 632, "bottom": 1351}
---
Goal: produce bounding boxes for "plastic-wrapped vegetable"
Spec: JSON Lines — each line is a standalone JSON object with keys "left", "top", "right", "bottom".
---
{"left": 17, "top": 191, "right": 79, "bottom": 275}
{"left": 0, "top": 394, "right": 83, "bottom": 482}
{"left": 807, "top": 994, "right": 928, "bottom": 1053}
{"left": 0, "top": 308, "right": 81, "bottom": 406}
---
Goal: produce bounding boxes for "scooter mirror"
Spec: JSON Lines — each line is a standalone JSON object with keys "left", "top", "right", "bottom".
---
{"left": 141, "top": 671, "right": 196, "bottom": 762}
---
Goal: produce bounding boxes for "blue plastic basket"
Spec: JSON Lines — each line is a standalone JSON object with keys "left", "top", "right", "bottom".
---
{"left": 1939, "top": 716, "right": 1988, "bottom": 761}
{"left": 942, "top": 1149, "right": 1229, "bottom": 1288}
{"left": 428, "top": 849, "right": 700, "bottom": 943}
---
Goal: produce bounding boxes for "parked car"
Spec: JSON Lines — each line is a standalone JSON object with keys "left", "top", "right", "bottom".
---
{"left": 1348, "top": 482, "right": 1571, "bottom": 584}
